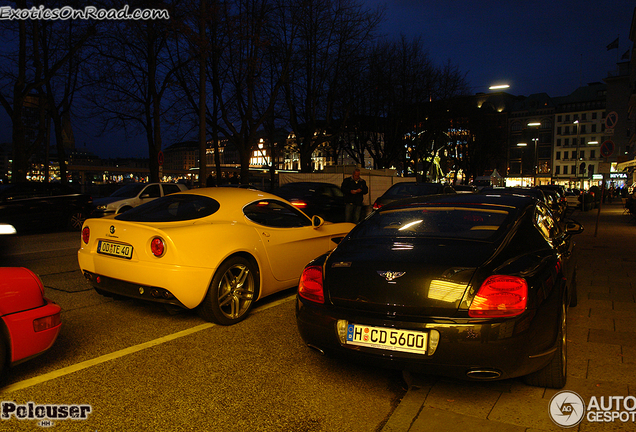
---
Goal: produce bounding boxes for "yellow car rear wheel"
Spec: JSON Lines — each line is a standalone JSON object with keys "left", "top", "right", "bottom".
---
{"left": 198, "top": 256, "right": 257, "bottom": 325}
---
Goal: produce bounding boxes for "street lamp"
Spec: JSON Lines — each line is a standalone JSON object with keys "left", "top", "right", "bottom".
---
{"left": 517, "top": 142, "right": 527, "bottom": 179}
{"left": 527, "top": 122, "right": 540, "bottom": 185}
{"left": 574, "top": 120, "right": 582, "bottom": 188}
{"left": 489, "top": 84, "right": 510, "bottom": 90}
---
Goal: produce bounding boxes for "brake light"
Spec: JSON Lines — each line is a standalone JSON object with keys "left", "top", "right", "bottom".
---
{"left": 298, "top": 265, "right": 324, "bottom": 303}
{"left": 33, "top": 312, "right": 61, "bottom": 332}
{"left": 82, "top": 227, "right": 90, "bottom": 244}
{"left": 468, "top": 275, "right": 527, "bottom": 318}
{"left": 150, "top": 237, "right": 166, "bottom": 257}
{"left": 291, "top": 200, "right": 308, "bottom": 209}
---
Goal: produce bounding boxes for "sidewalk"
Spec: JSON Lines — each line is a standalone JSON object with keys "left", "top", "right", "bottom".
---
{"left": 382, "top": 201, "right": 636, "bottom": 432}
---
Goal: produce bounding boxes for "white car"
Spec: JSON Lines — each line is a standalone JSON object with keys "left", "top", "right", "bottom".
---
{"left": 92, "top": 183, "right": 188, "bottom": 216}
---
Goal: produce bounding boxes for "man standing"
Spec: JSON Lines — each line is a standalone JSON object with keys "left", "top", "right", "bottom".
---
{"left": 341, "top": 168, "right": 368, "bottom": 223}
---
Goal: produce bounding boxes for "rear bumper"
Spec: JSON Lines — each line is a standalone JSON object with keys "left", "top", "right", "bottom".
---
{"left": 3, "top": 298, "right": 62, "bottom": 365}
{"left": 78, "top": 249, "right": 214, "bottom": 309}
{"left": 296, "top": 297, "right": 558, "bottom": 381}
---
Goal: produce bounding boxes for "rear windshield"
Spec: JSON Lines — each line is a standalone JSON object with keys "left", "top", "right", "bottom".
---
{"left": 115, "top": 194, "right": 220, "bottom": 222}
{"left": 351, "top": 206, "right": 512, "bottom": 241}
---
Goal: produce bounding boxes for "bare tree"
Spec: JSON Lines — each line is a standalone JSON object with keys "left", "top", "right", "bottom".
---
{"left": 84, "top": 2, "right": 185, "bottom": 182}
{"left": 283, "top": 0, "right": 382, "bottom": 172}
{"left": 0, "top": 0, "right": 94, "bottom": 183}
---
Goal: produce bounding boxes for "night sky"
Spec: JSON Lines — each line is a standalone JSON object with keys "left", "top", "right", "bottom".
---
{"left": 1, "top": 1, "right": 635, "bottom": 158}
{"left": 367, "top": 0, "right": 635, "bottom": 97}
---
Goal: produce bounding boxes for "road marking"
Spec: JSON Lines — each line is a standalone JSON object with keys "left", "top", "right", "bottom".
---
{"left": 0, "top": 294, "right": 295, "bottom": 394}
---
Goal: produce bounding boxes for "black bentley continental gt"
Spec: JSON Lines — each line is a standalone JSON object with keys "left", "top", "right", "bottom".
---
{"left": 296, "top": 193, "right": 584, "bottom": 388}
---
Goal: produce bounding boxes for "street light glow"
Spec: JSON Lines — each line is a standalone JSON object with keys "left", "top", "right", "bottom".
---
{"left": 489, "top": 84, "right": 510, "bottom": 90}
{"left": 517, "top": 142, "right": 528, "bottom": 147}
{"left": 527, "top": 122, "right": 540, "bottom": 127}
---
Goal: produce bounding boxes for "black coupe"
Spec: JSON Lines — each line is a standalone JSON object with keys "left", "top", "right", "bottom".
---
{"left": 296, "top": 193, "right": 584, "bottom": 388}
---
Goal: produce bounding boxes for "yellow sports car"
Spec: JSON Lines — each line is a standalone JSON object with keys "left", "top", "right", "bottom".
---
{"left": 78, "top": 187, "right": 354, "bottom": 325}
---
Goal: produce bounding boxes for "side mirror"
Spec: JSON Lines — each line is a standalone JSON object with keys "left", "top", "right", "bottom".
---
{"left": 564, "top": 219, "right": 584, "bottom": 235}
{"left": 140, "top": 193, "right": 150, "bottom": 199}
{"left": 312, "top": 215, "right": 325, "bottom": 228}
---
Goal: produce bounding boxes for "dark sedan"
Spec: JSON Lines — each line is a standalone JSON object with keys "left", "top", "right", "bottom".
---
{"left": 273, "top": 182, "right": 345, "bottom": 222}
{"left": 296, "top": 193, "right": 584, "bottom": 388}
{"left": 480, "top": 186, "right": 563, "bottom": 220}
{"left": 373, "top": 182, "right": 456, "bottom": 210}
{"left": 0, "top": 182, "right": 93, "bottom": 232}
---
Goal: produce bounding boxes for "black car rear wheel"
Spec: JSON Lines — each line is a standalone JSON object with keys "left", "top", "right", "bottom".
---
{"left": 67, "top": 211, "right": 86, "bottom": 231}
{"left": 523, "top": 302, "right": 567, "bottom": 389}
{"left": 198, "top": 257, "right": 257, "bottom": 325}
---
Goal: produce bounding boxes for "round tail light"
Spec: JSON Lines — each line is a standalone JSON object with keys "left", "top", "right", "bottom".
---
{"left": 150, "top": 237, "right": 166, "bottom": 257}
{"left": 82, "top": 227, "right": 90, "bottom": 244}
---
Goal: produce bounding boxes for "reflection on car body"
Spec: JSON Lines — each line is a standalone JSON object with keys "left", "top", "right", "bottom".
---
{"left": 296, "top": 193, "right": 584, "bottom": 388}
{"left": 78, "top": 188, "right": 355, "bottom": 325}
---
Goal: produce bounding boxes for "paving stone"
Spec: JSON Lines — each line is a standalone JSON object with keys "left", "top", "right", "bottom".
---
{"left": 588, "top": 329, "right": 636, "bottom": 348}
{"left": 409, "top": 407, "right": 527, "bottom": 432}
{"left": 422, "top": 379, "right": 502, "bottom": 419}
{"left": 488, "top": 383, "right": 559, "bottom": 431}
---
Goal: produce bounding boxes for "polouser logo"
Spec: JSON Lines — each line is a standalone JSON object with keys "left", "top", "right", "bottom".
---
{"left": 549, "top": 390, "right": 585, "bottom": 428}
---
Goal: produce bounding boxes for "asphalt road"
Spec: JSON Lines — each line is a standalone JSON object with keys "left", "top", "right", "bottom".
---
{"left": 0, "top": 231, "right": 405, "bottom": 431}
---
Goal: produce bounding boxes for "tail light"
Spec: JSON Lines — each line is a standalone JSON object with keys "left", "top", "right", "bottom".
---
{"left": 150, "top": 237, "right": 166, "bottom": 257}
{"left": 468, "top": 275, "right": 527, "bottom": 318}
{"left": 82, "top": 226, "right": 90, "bottom": 244}
{"left": 373, "top": 202, "right": 382, "bottom": 210}
{"left": 291, "top": 200, "right": 308, "bottom": 209}
{"left": 298, "top": 265, "right": 324, "bottom": 303}
{"left": 33, "top": 312, "right": 61, "bottom": 332}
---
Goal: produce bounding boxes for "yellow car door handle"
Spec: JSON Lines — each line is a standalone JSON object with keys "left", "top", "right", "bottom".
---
{"left": 262, "top": 232, "right": 270, "bottom": 237}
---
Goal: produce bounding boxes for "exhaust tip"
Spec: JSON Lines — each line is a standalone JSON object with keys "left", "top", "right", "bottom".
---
{"left": 466, "top": 369, "right": 502, "bottom": 380}
{"left": 307, "top": 344, "right": 325, "bottom": 356}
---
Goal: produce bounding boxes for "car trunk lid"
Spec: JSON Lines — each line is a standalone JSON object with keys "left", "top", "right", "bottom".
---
{"left": 324, "top": 237, "right": 497, "bottom": 316}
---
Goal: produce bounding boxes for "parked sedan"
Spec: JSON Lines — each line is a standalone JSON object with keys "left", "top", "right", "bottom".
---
{"left": 92, "top": 182, "right": 188, "bottom": 216}
{"left": 78, "top": 188, "right": 355, "bottom": 325}
{"left": 0, "top": 182, "right": 92, "bottom": 232}
{"left": 0, "top": 267, "right": 62, "bottom": 377}
{"left": 296, "top": 193, "right": 584, "bottom": 388}
{"left": 373, "top": 182, "right": 456, "bottom": 210}
{"left": 273, "top": 182, "right": 346, "bottom": 222}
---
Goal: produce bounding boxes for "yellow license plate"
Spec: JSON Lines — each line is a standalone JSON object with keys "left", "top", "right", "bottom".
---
{"left": 346, "top": 324, "right": 427, "bottom": 355}
{"left": 97, "top": 240, "right": 133, "bottom": 259}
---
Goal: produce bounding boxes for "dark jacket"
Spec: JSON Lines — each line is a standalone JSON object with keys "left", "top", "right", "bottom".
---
{"left": 341, "top": 176, "right": 368, "bottom": 205}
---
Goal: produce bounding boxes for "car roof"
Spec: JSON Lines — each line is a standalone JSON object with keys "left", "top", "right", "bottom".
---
{"left": 380, "top": 190, "right": 536, "bottom": 211}
{"left": 479, "top": 186, "right": 546, "bottom": 199}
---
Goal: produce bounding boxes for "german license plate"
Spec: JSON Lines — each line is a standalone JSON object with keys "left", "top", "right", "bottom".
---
{"left": 97, "top": 240, "right": 133, "bottom": 259}
{"left": 346, "top": 324, "right": 427, "bottom": 355}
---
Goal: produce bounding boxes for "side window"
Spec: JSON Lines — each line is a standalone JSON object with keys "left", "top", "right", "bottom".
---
{"left": 162, "top": 184, "right": 182, "bottom": 195}
{"left": 5, "top": 184, "right": 40, "bottom": 200}
{"left": 143, "top": 185, "right": 161, "bottom": 198}
{"left": 244, "top": 200, "right": 311, "bottom": 228}
{"left": 331, "top": 186, "right": 344, "bottom": 198}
